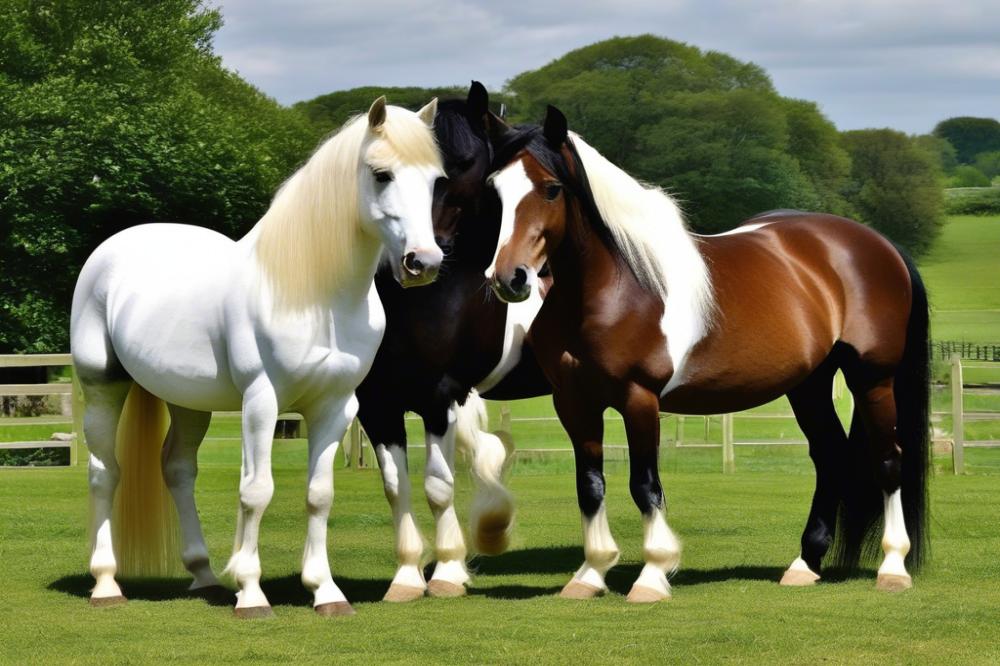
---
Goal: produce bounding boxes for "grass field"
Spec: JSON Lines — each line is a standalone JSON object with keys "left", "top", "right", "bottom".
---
{"left": 2, "top": 214, "right": 1000, "bottom": 662}
{"left": 921, "top": 215, "right": 1000, "bottom": 343}
{"left": 2, "top": 446, "right": 1000, "bottom": 664}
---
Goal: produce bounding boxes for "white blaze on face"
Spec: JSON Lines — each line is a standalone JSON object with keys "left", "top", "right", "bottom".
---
{"left": 485, "top": 160, "right": 533, "bottom": 280}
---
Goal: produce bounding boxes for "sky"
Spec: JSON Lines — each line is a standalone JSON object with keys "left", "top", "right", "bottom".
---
{"left": 211, "top": 0, "right": 1000, "bottom": 135}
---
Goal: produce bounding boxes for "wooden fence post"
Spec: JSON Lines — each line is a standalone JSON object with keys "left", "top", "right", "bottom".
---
{"left": 676, "top": 415, "right": 685, "bottom": 447}
{"left": 70, "top": 365, "right": 85, "bottom": 467}
{"left": 722, "top": 412, "right": 735, "bottom": 474}
{"left": 346, "top": 419, "right": 364, "bottom": 468}
{"left": 950, "top": 354, "right": 965, "bottom": 475}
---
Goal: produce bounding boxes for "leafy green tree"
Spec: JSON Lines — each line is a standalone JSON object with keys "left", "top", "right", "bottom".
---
{"left": 503, "top": 35, "right": 849, "bottom": 232}
{"left": 972, "top": 151, "right": 1000, "bottom": 181}
{"left": 0, "top": 0, "right": 315, "bottom": 353}
{"left": 913, "top": 134, "right": 959, "bottom": 175}
{"left": 947, "top": 165, "right": 991, "bottom": 188}
{"left": 840, "top": 129, "right": 944, "bottom": 256}
{"left": 933, "top": 117, "right": 1000, "bottom": 164}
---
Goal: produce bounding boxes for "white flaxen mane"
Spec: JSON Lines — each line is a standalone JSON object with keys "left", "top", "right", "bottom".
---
{"left": 568, "top": 133, "right": 715, "bottom": 372}
{"left": 254, "top": 107, "right": 440, "bottom": 310}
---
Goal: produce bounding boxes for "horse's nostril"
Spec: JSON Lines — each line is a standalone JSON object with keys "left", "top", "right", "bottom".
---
{"left": 510, "top": 266, "right": 528, "bottom": 291}
{"left": 403, "top": 252, "right": 424, "bottom": 275}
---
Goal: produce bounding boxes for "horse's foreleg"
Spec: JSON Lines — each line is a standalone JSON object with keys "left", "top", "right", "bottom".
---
{"left": 83, "top": 380, "right": 131, "bottom": 605}
{"left": 161, "top": 405, "right": 218, "bottom": 592}
{"left": 623, "top": 385, "right": 679, "bottom": 603}
{"left": 554, "top": 389, "right": 618, "bottom": 599}
{"left": 424, "top": 405, "right": 470, "bottom": 597}
{"left": 361, "top": 401, "right": 426, "bottom": 603}
{"left": 301, "top": 396, "right": 354, "bottom": 616}
{"left": 225, "top": 381, "right": 278, "bottom": 617}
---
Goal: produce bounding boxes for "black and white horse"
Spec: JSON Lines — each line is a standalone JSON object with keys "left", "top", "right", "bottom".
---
{"left": 356, "top": 83, "right": 550, "bottom": 601}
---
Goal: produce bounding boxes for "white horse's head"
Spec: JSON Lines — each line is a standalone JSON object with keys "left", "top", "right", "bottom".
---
{"left": 359, "top": 96, "right": 444, "bottom": 287}
{"left": 256, "top": 96, "right": 445, "bottom": 310}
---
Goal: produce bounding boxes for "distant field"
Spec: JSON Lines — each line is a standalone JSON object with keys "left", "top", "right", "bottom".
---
{"left": 920, "top": 214, "right": 1000, "bottom": 343}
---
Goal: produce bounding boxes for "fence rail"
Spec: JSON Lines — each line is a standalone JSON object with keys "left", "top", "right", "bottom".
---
{"left": 931, "top": 341, "right": 1000, "bottom": 362}
{"left": 2, "top": 352, "right": 997, "bottom": 473}
{"left": 0, "top": 353, "right": 84, "bottom": 466}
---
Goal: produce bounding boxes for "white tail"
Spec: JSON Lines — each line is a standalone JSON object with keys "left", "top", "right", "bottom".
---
{"left": 112, "top": 384, "right": 180, "bottom": 576}
{"left": 455, "top": 390, "right": 515, "bottom": 555}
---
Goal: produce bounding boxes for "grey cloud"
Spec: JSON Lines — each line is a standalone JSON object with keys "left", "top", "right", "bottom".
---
{"left": 212, "top": 0, "right": 1000, "bottom": 133}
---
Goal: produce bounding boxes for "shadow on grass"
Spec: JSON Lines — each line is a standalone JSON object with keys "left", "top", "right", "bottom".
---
{"left": 47, "top": 573, "right": 395, "bottom": 608}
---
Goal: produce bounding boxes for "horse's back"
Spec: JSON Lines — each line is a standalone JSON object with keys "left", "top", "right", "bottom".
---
{"left": 668, "top": 213, "right": 910, "bottom": 411}
{"left": 72, "top": 223, "right": 244, "bottom": 409}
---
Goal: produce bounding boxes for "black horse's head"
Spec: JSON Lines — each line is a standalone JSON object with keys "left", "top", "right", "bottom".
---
{"left": 431, "top": 81, "right": 499, "bottom": 259}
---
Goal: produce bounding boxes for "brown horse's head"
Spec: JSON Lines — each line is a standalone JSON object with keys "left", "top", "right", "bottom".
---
{"left": 485, "top": 106, "right": 572, "bottom": 302}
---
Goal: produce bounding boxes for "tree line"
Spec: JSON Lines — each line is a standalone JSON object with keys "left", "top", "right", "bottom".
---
{"left": 0, "top": 6, "right": 987, "bottom": 353}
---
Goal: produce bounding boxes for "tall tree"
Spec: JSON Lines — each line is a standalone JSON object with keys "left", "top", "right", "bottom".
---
{"left": 933, "top": 117, "right": 1000, "bottom": 164}
{"left": 503, "top": 35, "right": 849, "bottom": 232}
{"left": 841, "top": 130, "right": 944, "bottom": 256}
{"left": 0, "top": 0, "right": 315, "bottom": 352}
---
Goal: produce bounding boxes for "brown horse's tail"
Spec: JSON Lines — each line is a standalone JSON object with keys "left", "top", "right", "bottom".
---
{"left": 831, "top": 251, "right": 930, "bottom": 571}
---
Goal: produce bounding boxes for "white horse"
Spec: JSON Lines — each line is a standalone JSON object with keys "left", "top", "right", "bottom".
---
{"left": 70, "top": 97, "right": 444, "bottom": 617}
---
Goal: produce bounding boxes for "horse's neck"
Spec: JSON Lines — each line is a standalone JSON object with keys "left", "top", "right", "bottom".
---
{"left": 551, "top": 203, "right": 630, "bottom": 302}
{"left": 241, "top": 223, "right": 383, "bottom": 310}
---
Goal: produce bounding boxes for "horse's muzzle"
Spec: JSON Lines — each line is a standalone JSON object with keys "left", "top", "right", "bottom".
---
{"left": 398, "top": 247, "right": 442, "bottom": 287}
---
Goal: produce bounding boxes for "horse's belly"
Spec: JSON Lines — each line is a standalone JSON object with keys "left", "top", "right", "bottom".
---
{"left": 111, "top": 304, "right": 242, "bottom": 411}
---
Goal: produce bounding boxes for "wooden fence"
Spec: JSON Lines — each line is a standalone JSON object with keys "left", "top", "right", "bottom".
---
{"left": 2, "top": 353, "right": 997, "bottom": 474}
{"left": 0, "top": 354, "right": 84, "bottom": 466}
{"left": 939, "top": 354, "right": 1000, "bottom": 474}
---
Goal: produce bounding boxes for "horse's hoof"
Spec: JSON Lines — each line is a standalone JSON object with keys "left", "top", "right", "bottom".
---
{"left": 315, "top": 601, "right": 355, "bottom": 617}
{"left": 233, "top": 605, "right": 273, "bottom": 619}
{"left": 626, "top": 584, "right": 670, "bottom": 603}
{"left": 427, "top": 580, "right": 466, "bottom": 598}
{"left": 383, "top": 584, "right": 426, "bottom": 603}
{"left": 876, "top": 573, "right": 912, "bottom": 592}
{"left": 780, "top": 568, "right": 820, "bottom": 587}
{"left": 559, "top": 580, "right": 604, "bottom": 600}
{"left": 89, "top": 595, "right": 127, "bottom": 608}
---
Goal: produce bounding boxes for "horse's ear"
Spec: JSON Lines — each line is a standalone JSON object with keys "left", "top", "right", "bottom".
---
{"left": 467, "top": 81, "right": 489, "bottom": 119}
{"left": 543, "top": 105, "right": 568, "bottom": 147}
{"left": 368, "top": 96, "right": 387, "bottom": 131}
{"left": 417, "top": 98, "right": 438, "bottom": 127}
{"left": 486, "top": 111, "right": 512, "bottom": 145}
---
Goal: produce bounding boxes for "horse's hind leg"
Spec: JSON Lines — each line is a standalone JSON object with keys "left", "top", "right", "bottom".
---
{"left": 783, "top": 361, "right": 845, "bottom": 586}
{"left": 73, "top": 307, "right": 131, "bottom": 605}
{"left": 82, "top": 380, "right": 131, "bottom": 605}
{"left": 360, "top": 400, "right": 427, "bottom": 602}
{"left": 844, "top": 368, "right": 913, "bottom": 591}
{"left": 162, "top": 405, "right": 219, "bottom": 593}
{"left": 423, "top": 405, "right": 470, "bottom": 598}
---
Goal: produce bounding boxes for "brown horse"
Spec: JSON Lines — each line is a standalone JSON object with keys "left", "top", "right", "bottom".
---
{"left": 484, "top": 106, "right": 929, "bottom": 603}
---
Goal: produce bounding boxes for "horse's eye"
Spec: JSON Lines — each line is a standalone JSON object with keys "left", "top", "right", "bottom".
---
{"left": 373, "top": 169, "right": 393, "bottom": 184}
{"left": 545, "top": 183, "right": 562, "bottom": 201}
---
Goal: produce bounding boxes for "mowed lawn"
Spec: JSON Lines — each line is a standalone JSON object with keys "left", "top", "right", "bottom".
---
{"left": 920, "top": 214, "right": 1000, "bottom": 343}
{"left": 2, "top": 214, "right": 1000, "bottom": 663}
{"left": 1, "top": 443, "right": 999, "bottom": 664}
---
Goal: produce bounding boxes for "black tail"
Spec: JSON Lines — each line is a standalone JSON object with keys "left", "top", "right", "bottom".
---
{"left": 830, "top": 251, "right": 931, "bottom": 571}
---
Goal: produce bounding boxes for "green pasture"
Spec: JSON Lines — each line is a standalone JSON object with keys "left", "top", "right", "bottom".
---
{"left": 921, "top": 214, "right": 1000, "bottom": 343}
{"left": 1, "top": 445, "right": 999, "bottom": 664}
